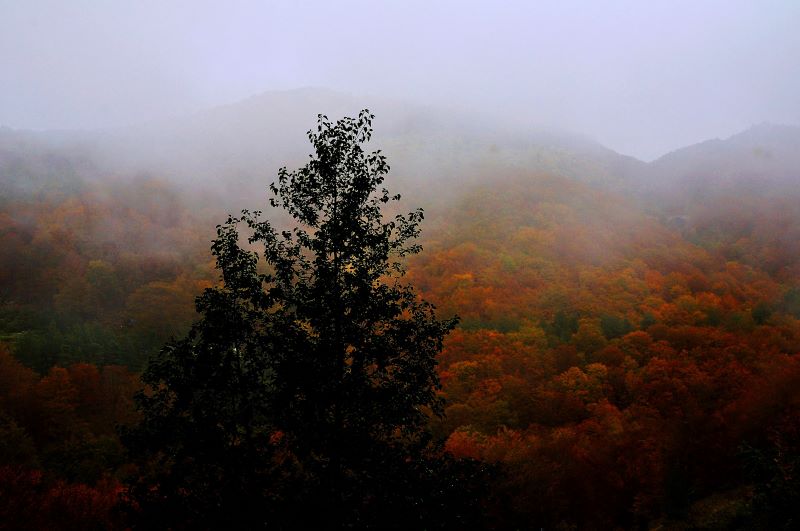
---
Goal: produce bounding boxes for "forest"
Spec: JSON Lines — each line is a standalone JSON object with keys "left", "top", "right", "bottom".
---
{"left": 1, "top": 99, "right": 799, "bottom": 530}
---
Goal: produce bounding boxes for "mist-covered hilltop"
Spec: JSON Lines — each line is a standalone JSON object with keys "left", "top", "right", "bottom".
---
{"left": 1, "top": 93, "right": 800, "bottom": 529}
{"left": 637, "top": 122, "right": 800, "bottom": 200}
{"left": 4, "top": 89, "right": 798, "bottom": 209}
{"left": 2, "top": 88, "right": 646, "bottom": 207}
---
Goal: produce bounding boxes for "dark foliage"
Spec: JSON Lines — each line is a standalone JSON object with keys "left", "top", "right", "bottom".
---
{"left": 123, "top": 111, "right": 484, "bottom": 529}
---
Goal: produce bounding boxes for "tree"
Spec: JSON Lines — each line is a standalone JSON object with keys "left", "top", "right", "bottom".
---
{"left": 124, "top": 110, "right": 483, "bottom": 529}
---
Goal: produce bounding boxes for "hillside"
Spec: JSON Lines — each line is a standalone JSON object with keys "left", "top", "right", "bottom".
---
{"left": 637, "top": 124, "right": 800, "bottom": 282}
{"left": 1, "top": 89, "right": 646, "bottom": 208}
{"left": 412, "top": 171, "right": 800, "bottom": 528}
{"left": 647, "top": 123, "right": 800, "bottom": 191}
{"left": 1, "top": 97, "right": 799, "bottom": 528}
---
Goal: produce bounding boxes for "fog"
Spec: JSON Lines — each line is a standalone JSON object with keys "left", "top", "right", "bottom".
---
{"left": 2, "top": 0, "right": 799, "bottom": 160}
{"left": 4, "top": 5, "right": 800, "bottom": 527}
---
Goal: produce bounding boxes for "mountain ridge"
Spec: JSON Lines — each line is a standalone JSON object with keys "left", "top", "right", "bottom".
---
{"left": 2, "top": 88, "right": 798, "bottom": 211}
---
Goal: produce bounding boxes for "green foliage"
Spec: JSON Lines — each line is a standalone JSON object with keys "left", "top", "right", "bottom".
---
{"left": 781, "top": 287, "right": 800, "bottom": 318}
{"left": 600, "top": 314, "right": 633, "bottom": 340}
{"left": 13, "top": 320, "right": 146, "bottom": 373}
{"left": 751, "top": 302, "right": 772, "bottom": 325}
{"left": 543, "top": 310, "right": 579, "bottom": 344}
{"left": 125, "top": 111, "right": 481, "bottom": 529}
{"left": 640, "top": 312, "right": 657, "bottom": 329}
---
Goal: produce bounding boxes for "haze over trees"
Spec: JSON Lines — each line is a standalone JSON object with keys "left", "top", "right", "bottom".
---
{"left": 0, "top": 91, "right": 799, "bottom": 529}
{"left": 3, "top": 1, "right": 800, "bottom": 527}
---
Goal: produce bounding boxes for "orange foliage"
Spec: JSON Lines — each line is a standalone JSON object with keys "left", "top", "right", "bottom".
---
{"left": 411, "top": 174, "right": 800, "bottom": 526}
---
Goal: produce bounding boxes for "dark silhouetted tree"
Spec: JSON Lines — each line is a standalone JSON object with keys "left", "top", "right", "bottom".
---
{"left": 124, "top": 110, "right": 484, "bottom": 529}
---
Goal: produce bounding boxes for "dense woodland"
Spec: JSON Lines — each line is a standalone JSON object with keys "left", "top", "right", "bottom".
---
{"left": 1, "top": 106, "right": 799, "bottom": 529}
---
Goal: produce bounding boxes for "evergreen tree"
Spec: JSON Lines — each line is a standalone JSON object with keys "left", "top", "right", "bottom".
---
{"left": 124, "top": 110, "right": 483, "bottom": 529}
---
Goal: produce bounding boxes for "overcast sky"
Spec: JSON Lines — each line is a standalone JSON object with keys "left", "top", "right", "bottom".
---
{"left": 1, "top": 0, "right": 798, "bottom": 160}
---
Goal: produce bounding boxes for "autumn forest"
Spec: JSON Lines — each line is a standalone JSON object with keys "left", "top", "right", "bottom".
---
{"left": 1, "top": 90, "right": 799, "bottom": 529}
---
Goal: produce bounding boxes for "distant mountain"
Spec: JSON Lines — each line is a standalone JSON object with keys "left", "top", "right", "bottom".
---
{"left": 3, "top": 89, "right": 798, "bottom": 217}
{"left": 0, "top": 88, "right": 643, "bottom": 210}
{"left": 626, "top": 123, "right": 800, "bottom": 281}
{"left": 639, "top": 123, "right": 800, "bottom": 202}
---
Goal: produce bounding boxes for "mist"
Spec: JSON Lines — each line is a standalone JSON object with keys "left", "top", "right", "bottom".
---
{"left": 5, "top": 2, "right": 800, "bottom": 529}
{"left": 2, "top": 0, "right": 799, "bottom": 160}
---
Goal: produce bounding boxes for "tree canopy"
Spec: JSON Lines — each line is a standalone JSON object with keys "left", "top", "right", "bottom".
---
{"left": 124, "top": 110, "right": 482, "bottom": 529}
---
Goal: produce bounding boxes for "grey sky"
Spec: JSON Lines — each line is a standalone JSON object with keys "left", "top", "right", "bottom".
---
{"left": 1, "top": 0, "right": 798, "bottom": 160}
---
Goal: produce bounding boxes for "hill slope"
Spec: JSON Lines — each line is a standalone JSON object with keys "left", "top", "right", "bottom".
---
{"left": 1, "top": 93, "right": 800, "bottom": 528}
